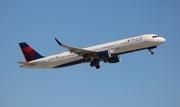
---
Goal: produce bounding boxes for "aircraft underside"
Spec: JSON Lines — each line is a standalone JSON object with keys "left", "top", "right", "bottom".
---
{"left": 53, "top": 46, "right": 157, "bottom": 69}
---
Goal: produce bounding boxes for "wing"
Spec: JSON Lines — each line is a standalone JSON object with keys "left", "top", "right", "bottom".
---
{"left": 55, "top": 38, "right": 97, "bottom": 60}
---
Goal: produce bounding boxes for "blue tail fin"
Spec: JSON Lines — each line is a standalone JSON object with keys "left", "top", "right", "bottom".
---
{"left": 19, "top": 42, "right": 44, "bottom": 62}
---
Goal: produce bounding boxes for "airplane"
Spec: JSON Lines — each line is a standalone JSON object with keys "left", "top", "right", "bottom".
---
{"left": 17, "top": 34, "right": 165, "bottom": 69}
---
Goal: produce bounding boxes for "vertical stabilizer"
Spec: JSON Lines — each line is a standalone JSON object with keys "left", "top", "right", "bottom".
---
{"left": 19, "top": 42, "right": 44, "bottom": 62}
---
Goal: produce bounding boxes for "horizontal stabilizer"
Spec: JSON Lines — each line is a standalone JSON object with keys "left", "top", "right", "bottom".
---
{"left": 17, "top": 62, "right": 35, "bottom": 66}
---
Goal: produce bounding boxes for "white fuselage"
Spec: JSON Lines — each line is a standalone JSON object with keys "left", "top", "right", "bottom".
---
{"left": 20, "top": 34, "right": 165, "bottom": 69}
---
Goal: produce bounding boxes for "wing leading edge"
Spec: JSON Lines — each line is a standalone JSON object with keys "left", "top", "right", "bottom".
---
{"left": 55, "top": 38, "right": 97, "bottom": 60}
{"left": 55, "top": 38, "right": 94, "bottom": 54}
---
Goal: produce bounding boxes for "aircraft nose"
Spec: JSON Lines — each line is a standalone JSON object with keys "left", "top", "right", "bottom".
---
{"left": 159, "top": 37, "right": 166, "bottom": 43}
{"left": 161, "top": 37, "right": 166, "bottom": 42}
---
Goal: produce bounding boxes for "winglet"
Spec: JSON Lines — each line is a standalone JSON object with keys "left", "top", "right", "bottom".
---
{"left": 55, "top": 38, "right": 63, "bottom": 46}
{"left": 54, "top": 38, "right": 69, "bottom": 49}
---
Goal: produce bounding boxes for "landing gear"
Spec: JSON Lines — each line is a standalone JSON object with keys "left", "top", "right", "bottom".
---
{"left": 148, "top": 49, "right": 154, "bottom": 55}
{"left": 95, "top": 65, "right": 100, "bottom": 69}
{"left": 90, "top": 62, "right": 95, "bottom": 67}
{"left": 90, "top": 59, "right": 100, "bottom": 69}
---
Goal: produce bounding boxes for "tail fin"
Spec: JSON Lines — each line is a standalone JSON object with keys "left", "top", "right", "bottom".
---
{"left": 19, "top": 42, "right": 44, "bottom": 62}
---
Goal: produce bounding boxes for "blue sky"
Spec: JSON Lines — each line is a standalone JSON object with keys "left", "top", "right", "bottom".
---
{"left": 1, "top": 0, "right": 180, "bottom": 107}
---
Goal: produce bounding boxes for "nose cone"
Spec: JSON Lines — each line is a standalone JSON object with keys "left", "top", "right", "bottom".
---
{"left": 161, "top": 37, "right": 166, "bottom": 43}
{"left": 158, "top": 37, "right": 166, "bottom": 44}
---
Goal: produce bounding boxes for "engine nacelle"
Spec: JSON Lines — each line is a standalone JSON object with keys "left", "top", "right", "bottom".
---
{"left": 104, "top": 55, "right": 121, "bottom": 63}
{"left": 97, "top": 50, "right": 112, "bottom": 58}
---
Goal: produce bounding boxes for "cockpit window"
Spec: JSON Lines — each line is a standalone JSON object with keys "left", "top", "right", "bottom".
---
{"left": 152, "top": 36, "right": 159, "bottom": 38}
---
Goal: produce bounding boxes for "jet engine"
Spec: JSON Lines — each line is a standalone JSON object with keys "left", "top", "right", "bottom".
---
{"left": 104, "top": 55, "right": 121, "bottom": 63}
{"left": 97, "top": 50, "right": 114, "bottom": 58}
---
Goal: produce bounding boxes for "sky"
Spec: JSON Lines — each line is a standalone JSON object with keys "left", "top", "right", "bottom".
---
{"left": 0, "top": 0, "right": 180, "bottom": 107}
